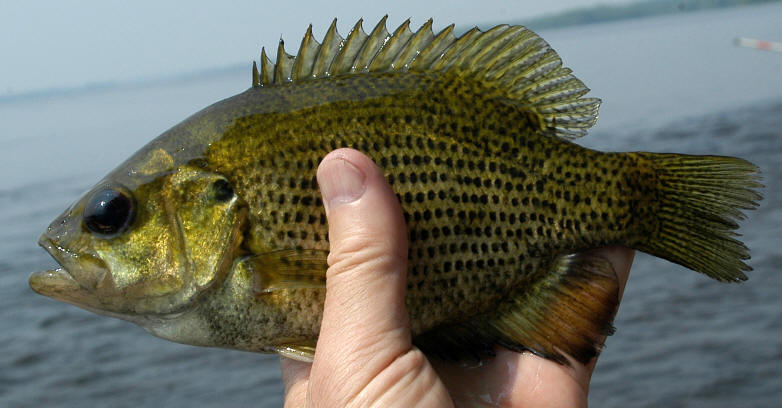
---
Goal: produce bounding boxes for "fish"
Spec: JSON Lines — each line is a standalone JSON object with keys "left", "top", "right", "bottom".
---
{"left": 29, "top": 17, "right": 762, "bottom": 365}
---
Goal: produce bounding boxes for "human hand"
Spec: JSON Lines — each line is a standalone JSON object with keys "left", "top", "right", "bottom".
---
{"left": 280, "top": 148, "right": 634, "bottom": 407}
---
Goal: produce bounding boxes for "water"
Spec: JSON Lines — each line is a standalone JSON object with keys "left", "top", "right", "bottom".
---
{"left": 2, "top": 4, "right": 781, "bottom": 407}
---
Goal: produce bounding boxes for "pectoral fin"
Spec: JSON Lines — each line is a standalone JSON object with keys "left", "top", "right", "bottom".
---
{"left": 415, "top": 251, "right": 620, "bottom": 365}
{"left": 243, "top": 249, "right": 328, "bottom": 294}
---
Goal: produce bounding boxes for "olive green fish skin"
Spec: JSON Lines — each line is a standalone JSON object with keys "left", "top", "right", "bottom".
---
{"left": 180, "top": 71, "right": 644, "bottom": 349}
{"left": 31, "top": 20, "right": 760, "bottom": 363}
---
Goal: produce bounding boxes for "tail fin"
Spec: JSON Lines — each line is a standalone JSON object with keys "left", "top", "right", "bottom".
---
{"left": 633, "top": 153, "right": 762, "bottom": 282}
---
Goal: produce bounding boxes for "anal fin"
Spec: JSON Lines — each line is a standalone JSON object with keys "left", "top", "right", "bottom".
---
{"left": 492, "top": 252, "right": 619, "bottom": 364}
{"left": 414, "top": 252, "right": 619, "bottom": 365}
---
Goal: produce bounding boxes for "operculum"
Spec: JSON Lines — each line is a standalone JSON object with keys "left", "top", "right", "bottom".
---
{"left": 169, "top": 166, "right": 248, "bottom": 303}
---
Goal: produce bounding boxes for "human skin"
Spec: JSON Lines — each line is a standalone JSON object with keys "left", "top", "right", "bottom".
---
{"left": 280, "top": 148, "right": 634, "bottom": 407}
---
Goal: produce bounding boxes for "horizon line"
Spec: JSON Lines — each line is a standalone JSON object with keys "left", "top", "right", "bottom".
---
{"left": 0, "top": 62, "right": 250, "bottom": 105}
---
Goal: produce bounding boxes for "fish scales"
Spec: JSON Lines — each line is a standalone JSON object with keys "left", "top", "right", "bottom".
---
{"left": 30, "top": 18, "right": 761, "bottom": 366}
{"left": 205, "top": 71, "right": 634, "bottom": 337}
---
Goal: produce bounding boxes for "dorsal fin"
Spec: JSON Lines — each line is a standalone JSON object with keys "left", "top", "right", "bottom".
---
{"left": 251, "top": 17, "right": 601, "bottom": 139}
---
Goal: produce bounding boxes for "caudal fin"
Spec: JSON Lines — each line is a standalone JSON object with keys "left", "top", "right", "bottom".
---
{"left": 634, "top": 153, "right": 762, "bottom": 282}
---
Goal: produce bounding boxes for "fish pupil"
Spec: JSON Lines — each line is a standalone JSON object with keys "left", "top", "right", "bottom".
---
{"left": 83, "top": 188, "right": 134, "bottom": 236}
{"left": 212, "top": 179, "right": 234, "bottom": 202}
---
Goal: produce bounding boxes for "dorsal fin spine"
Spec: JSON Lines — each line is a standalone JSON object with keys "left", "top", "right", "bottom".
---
{"left": 260, "top": 48, "right": 273, "bottom": 86}
{"left": 408, "top": 23, "right": 455, "bottom": 70}
{"left": 253, "top": 18, "right": 601, "bottom": 139}
{"left": 388, "top": 19, "right": 432, "bottom": 70}
{"left": 273, "top": 40, "right": 285, "bottom": 84}
{"left": 430, "top": 28, "right": 480, "bottom": 72}
{"left": 370, "top": 19, "right": 413, "bottom": 71}
{"left": 313, "top": 19, "right": 340, "bottom": 77}
{"left": 353, "top": 15, "right": 390, "bottom": 72}
{"left": 274, "top": 40, "right": 295, "bottom": 84}
{"left": 292, "top": 25, "right": 320, "bottom": 81}
{"left": 331, "top": 19, "right": 365, "bottom": 73}
{"left": 252, "top": 61, "right": 260, "bottom": 87}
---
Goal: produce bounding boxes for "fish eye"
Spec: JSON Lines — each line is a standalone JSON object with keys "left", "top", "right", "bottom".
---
{"left": 83, "top": 187, "right": 135, "bottom": 237}
{"left": 212, "top": 179, "right": 234, "bottom": 202}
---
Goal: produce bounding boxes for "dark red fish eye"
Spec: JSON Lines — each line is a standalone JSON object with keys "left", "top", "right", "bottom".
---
{"left": 83, "top": 187, "right": 135, "bottom": 236}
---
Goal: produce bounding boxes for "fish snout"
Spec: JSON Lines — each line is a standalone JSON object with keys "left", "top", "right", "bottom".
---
{"left": 45, "top": 206, "right": 78, "bottom": 242}
{"left": 30, "top": 234, "right": 84, "bottom": 298}
{"left": 35, "top": 231, "right": 109, "bottom": 292}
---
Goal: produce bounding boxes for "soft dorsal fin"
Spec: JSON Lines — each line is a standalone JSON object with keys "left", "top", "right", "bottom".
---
{"left": 251, "top": 17, "right": 601, "bottom": 139}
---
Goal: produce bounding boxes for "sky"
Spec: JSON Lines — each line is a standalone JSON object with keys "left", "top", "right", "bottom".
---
{"left": 0, "top": 0, "right": 634, "bottom": 96}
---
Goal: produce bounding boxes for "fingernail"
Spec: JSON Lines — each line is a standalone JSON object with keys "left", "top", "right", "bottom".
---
{"left": 318, "top": 158, "right": 366, "bottom": 212}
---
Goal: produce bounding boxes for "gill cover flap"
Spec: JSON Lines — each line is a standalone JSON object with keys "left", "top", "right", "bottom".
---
{"left": 415, "top": 251, "right": 619, "bottom": 365}
{"left": 244, "top": 249, "right": 328, "bottom": 294}
{"left": 252, "top": 17, "right": 600, "bottom": 139}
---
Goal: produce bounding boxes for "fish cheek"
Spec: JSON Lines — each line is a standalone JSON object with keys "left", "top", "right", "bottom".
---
{"left": 87, "top": 166, "right": 244, "bottom": 315}
{"left": 91, "top": 188, "right": 187, "bottom": 309}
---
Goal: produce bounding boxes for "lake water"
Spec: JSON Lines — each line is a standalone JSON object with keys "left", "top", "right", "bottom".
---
{"left": 2, "top": 4, "right": 781, "bottom": 407}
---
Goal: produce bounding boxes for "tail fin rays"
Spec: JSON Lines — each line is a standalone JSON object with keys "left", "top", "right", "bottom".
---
{"left": 634, "top": 153, "right": 762, "bottom": 282}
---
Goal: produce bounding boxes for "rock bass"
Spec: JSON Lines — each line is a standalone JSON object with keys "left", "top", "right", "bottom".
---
{"left": 30, "top": 17, "right": 762, "bottom": 364}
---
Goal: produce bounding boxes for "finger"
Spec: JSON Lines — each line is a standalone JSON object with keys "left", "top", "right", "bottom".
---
{"left": 435, "top": 349, "right": 590, "bottom": 407}
{"left": 531, "top": 246, "right": 635, "bottom": 398}
{"left": 280, "top": 357, "right": 311, "bottom": 408}
{"left": 575, "top": 245, "right": 635, "bottom": 388}
{"left": 593, "top": 245, "right": 634, "bottom": 301}
{"left": 310, "top": 148, "right": 413, "bottom": 400}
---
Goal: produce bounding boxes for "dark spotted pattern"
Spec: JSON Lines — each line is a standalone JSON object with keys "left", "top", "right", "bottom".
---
{"left": 205, "top": 71, "right": 637, "bottom": 336}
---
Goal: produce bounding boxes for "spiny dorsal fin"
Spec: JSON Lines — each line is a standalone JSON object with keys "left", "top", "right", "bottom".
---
{"left": 252, "top": 17, "right": 600, "bottom": 139}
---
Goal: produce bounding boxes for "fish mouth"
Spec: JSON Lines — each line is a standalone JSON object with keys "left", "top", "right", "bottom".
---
{"left": 30, "top": 236, "right": 80, "bottom": 294}
{"left": 29, "top": 235, "right": 106, "bottom": 306}
{"left": 28, "top": 268, "right": 82, "bottom": 297}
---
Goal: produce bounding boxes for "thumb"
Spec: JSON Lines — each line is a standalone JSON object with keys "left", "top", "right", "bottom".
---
{"left": 309, "top": 148, "right": 413, "bottom": 401}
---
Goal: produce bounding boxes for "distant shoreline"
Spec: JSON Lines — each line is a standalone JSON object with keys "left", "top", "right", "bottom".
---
{"left": 0, "top": 63, "right": 247, "bottom": 105}
{"left": 519, "top": 0, "right": 781, "bottom": 30}
{"left": 4, "top": 0, "right": 779, "bottom": 103}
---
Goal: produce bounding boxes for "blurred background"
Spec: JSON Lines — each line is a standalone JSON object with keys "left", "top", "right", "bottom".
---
{"left": 1, "top": 1, "right": 781, "bottom": 406}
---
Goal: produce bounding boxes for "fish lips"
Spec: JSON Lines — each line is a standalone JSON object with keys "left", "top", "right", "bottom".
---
{"left": 30, "top": 234, "right": 109, "bottom": 307}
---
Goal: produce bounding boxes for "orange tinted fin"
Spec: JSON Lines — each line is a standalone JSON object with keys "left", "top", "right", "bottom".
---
{"left": 242, "top": 249, "right": 328, "bottom": 294}
{"left": 414, "top": 251, "right": 620, "bottom": 365}
{"left": 490, "top": 252, "right": 620, "bottom": 364}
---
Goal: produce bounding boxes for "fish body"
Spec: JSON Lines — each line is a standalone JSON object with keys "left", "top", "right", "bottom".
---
{"left": 30, "top": 18, "right": 761, "bottom": 364}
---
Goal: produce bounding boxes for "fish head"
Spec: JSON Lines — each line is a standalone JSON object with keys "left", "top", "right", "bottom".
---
{"left": 30, "top": 161, "right": 247, "bottom": 321}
